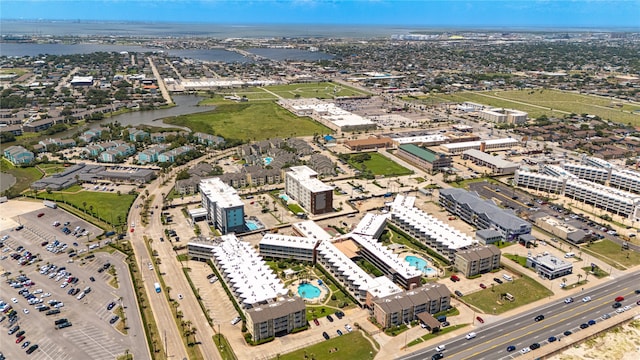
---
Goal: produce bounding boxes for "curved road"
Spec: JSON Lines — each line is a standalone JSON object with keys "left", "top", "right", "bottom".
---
{"left": 398, "top": 270, "right": 640, "bottom": 360}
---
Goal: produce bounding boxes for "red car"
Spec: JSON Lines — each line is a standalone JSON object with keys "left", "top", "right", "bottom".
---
{"left": 37, "top": 213, "right": 45, "bottom": 218}
{"left": 130, "top": 228, "right": 135, "bottom": 233}
{"left": 16, "top": 335, "right": 25, "bottom": 343}
{"left": 450, "top": 275, "right": 460, "bottom": 282}
{"left": 313, "top": 319, "right": 320, "bottom": 326}
{"left": 615, "top": 296, "right": 625, "bottom": 302}
{"left": 476, "top": 316, "right": 485, "bottom": 324}
{"left": 479, "top": 283, "right": 487, "bottom": 289}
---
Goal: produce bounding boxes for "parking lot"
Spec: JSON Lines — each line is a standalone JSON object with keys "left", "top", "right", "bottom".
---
{"left": 0, "top": 200, "right": 143, "bottom": 360}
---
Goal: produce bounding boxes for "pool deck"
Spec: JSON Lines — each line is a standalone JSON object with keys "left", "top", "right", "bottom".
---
{"left": 402, "top": 252, "right": 442, "bottom": 278}
{"left": 290, "top": 279, "right": 329, "bottom": 304}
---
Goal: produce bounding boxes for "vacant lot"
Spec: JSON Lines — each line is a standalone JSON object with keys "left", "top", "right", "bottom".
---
{"left": 415, "top": 89, "right": 640, "bottom": 124}
{"left": 265, "top": 82, "right": 370, "bottom": 99}
{"left": 38, "top": 190, "right": 135, "bottom": 226}
{"left": 463, "top": 275, "right": 553, "bottom": 314}
{"left": 581, "top": 239, "right": 640, "bottom": 269}
{"left": 347, "top": 153, "right": 413, "bottom": 177}
{"left": 277, "top": 331, "right": 377, "bottom": 360}
{"left": 0, "top": 159, "right": 43, "bottom": 197}
{"left": 165, "top": 102, "right": 332, "bottom": 141}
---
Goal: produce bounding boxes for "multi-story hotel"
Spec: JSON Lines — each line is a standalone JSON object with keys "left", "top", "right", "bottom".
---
{"left": 200, "top": 177, "right": 245, "bottom": 234}
{"left": 284, "top": 166, "right": 333, "bottom": 215}
{"left": 479, "top": 108, "right": 528, "bottom": 124}
{"left": 454, "top": 245, "right": 501, "bottom": 277}
{"left": 372, "top": 283, "right": 451, "bottom": 329}
{"left": 439, "top": 188, "right": 532, "bottom": 242}
{"left": 514, "top": 169, "right": 640, "bottom": 220}
{"left": 561, "top": 163, "right": 610, "bottom": 184}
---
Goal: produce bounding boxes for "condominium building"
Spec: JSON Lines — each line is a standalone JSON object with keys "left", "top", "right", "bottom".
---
{"left": 390, "top": 195, "right": 476, "bottom": 262}
{"left": 439, "top": 188, "right": 532, "bottom": 242}
{"left": 454, "top": 245, "right": 501, "bottom": 278}
{"left": 526, "top": 254, "right": 573, "bottom": 280}
{"left": 200, "top": 177, "right": 245, "bottom": 234}
{"left": 187, "top": 238, "right": 218, "bottom": 261}
{"left": 210, "top": 234, "right": 288, "bottom": 308}
{"left": 259, "top": 234, "right": 319, "bottom": 263}
{"left": 315, "top": 240, "right": 402, "bottom": 306}
{"left": 561, "top": 163, "right": 610, "bottom": 184}
{"left": 350, "top": 233, "right": 422, "bottom": 290}
{"left": 462, "top": 149, "right": 519, "bottom": 174}
{"left": 396, "top": 144, "right": 451, "bottom": 173}
{"left": 245, "top": 298, "right": 307, "bottom": 342}
{"left": 372, "top": 283, "right": 451, "bottom": 329}
{"left": 581, "top": 155, "right": 614, "bottom": 169}
{"left": 609, "top": 169, "right": 640, "bottom": 194}
{"left": 284, "top": 166, "right": 333, "bottom": 215}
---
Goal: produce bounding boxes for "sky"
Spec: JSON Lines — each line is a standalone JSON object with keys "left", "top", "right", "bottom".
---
{"left": 1, "top": 0, "right": 639, "bottom": 29}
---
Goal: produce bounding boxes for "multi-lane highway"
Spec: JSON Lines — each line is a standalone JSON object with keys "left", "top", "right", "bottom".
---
{"left": 398, "top": 270, "right": 640, "bottom": 360}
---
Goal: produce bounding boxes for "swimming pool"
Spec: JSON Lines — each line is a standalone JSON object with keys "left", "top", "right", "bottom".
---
{"left": 297, "top": 283, "right": 321, "bottom": 299}
{"left": 245, "top": 219, "right": 262, "bottom": 231}
{"left": 264, "top": 157, "right": 273, "bottom": 166}
{"left": 405, "top": 255, "right": 436, "bottom": 275}
{"left": 279, "top": 194, "right": 290, "bottom": 201}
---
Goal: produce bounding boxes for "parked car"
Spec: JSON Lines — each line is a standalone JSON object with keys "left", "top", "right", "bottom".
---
{"left": 530, "top": 343, "right": 540, "bottom": 350}
{"left": 476, "top": 316, "right": 484, "bottom": 324}
{"left": 493, "top": 277, "right": 503, "bottom": 284}
{"left": 479, "top": 283, "right": 486, "bottom": 289}
{"left": 313, "top": 319, "right": 320, "bottom": 326}
{"left": 326, "top": 315, "right": 334, "bottom": 322}
{"left": 322, "top": 331, "right": 330, "bottom": 340}
{"left": 615, "top": 296, "right": 625, "bottom": 302}
{"left": 506, "top": 345, "right": 516, "bottom": 352}
{"left": 580, "top": 323, "right": 590, "bottom": 329}
{"left": 454, "top": 290, "right": 464, "bottom": 297}
{"left": 450, "top": 275, "right": 460, "bottom": 282}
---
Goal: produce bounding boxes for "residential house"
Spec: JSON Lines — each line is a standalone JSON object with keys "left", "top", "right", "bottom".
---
{"left": 158, "top": 145, "right": 193, "bottom": 163}
{"left": 129, "top": 129, "right": 149, "bottom": 142}
{"left": 194, "top": 132, "right": 225, "bottom": 147}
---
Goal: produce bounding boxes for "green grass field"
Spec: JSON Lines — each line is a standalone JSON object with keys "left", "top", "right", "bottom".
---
{"left": 276, "top": 331, "right": 377, "bottom": 360}
{"left": 165, "top": 102, "right": 332, "bottom": 141}
{"left": 38, "top": 190, "right": 135, "bottom": 226}
{"left": 411, "top": 89, "right": 640, "bottom": 124}
{"left": 348, "top": 153, "right": 413, "bottom": 177}
{"left": 0, "top": 160, "right": 43, "bottom": 197}
{"left": 581, "top": 239, "right": 640, "bottom": 269}
{"left": 37, "top": 163, "right": 67, "bottom": 176}
{"left": 264, "top": 82, "right": 370, "bottom": 99}
{"left": 463, "top": 275, "right": 553, "bottom": 314}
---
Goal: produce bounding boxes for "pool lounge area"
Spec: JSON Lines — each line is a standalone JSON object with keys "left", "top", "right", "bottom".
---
{"left": 245, "top": 218, "right": 265, "bottom": 231}
{"left": 291, "top": 279, "right": 328, "bottom": 303}
{"left": 404, "top": 255, "right": 437, "bottom": 276}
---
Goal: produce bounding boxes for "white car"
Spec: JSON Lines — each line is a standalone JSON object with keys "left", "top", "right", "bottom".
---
{"left": 623, "top": 305, "right": 632, "bottom": 311}
{"left": 54, "top": 302, "right": 64, "bottom": 308}
{"left": 465, "top": 332, "right": 477, "bottom": 340}
{"left": 435, "top": 345, "right": 446, "bottom": 352}
{"left": 616, "top": 308, "right": 625, "bottom": 314}
{"left": 60, "top": 282, "right": 68, "bottom": 288}
{"left": 41, "top": 293, "right": 51, "bottom": 298}
{"left": 148, "top": 263, "right": 154, "bottom": 270}
{"left": 564, "top": 297, "right": 574, "bottom": 304}
{"left": 520, "top": 347, "right": 531, "bottom": 354}
{"left": 178, "top": 294, "right": 183, "bottom": 300}
{"left": 582, "top": 296, "right": 592, "bottom": 302}
{"left": 11, "top": 298, "right": 18, "bottom": 304}
{"left": 1, "top": 235, "right": 8, "bottom": 241}
{"left": 33, "top": 289, "right": 43, "bottom": 294}
{"left": 345, "top": 324, "right": 353, "bottom": 332}
{"left": 23, "top": 308, "right": 29, "bottom": 314}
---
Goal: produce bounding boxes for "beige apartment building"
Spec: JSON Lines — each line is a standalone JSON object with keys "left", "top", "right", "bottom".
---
{"left": 454, "top": 245, "right": 501, "bottom": 277}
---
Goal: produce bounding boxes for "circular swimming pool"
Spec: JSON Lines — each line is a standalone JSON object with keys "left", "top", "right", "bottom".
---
{"left": 405, "top": 255, "right": 437, "bottom": 275}
{"left": 297, "top": 283, "right": 321, "bottom": 299}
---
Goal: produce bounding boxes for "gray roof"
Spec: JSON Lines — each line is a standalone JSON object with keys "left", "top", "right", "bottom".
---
{"left": 246, "top": 297, "right": 306, "bottom": 324}
{"left": 440, "top": 188, "right": 530, "bottom": 232}
{"left": 476, "top": 229, "right": 502, "bottom": 239}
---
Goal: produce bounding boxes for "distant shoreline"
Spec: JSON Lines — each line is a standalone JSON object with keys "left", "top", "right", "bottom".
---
{"left": 1, "top": 19, "right": 638, "bottom": 39}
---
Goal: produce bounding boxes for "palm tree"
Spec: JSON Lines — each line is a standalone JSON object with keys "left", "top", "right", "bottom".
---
{"left": 577, "top": 274, "right": 583, "bottom": 284}
{"left": 89, "top": 205, "right": 94, "bottom": 216}
{"left": 82, "top": 201, "right": 87, "bottom": 213}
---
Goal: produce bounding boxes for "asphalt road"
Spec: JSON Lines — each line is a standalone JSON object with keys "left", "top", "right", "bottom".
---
{"left": 398, "top": 270, "right": 640, "bottom": 360}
